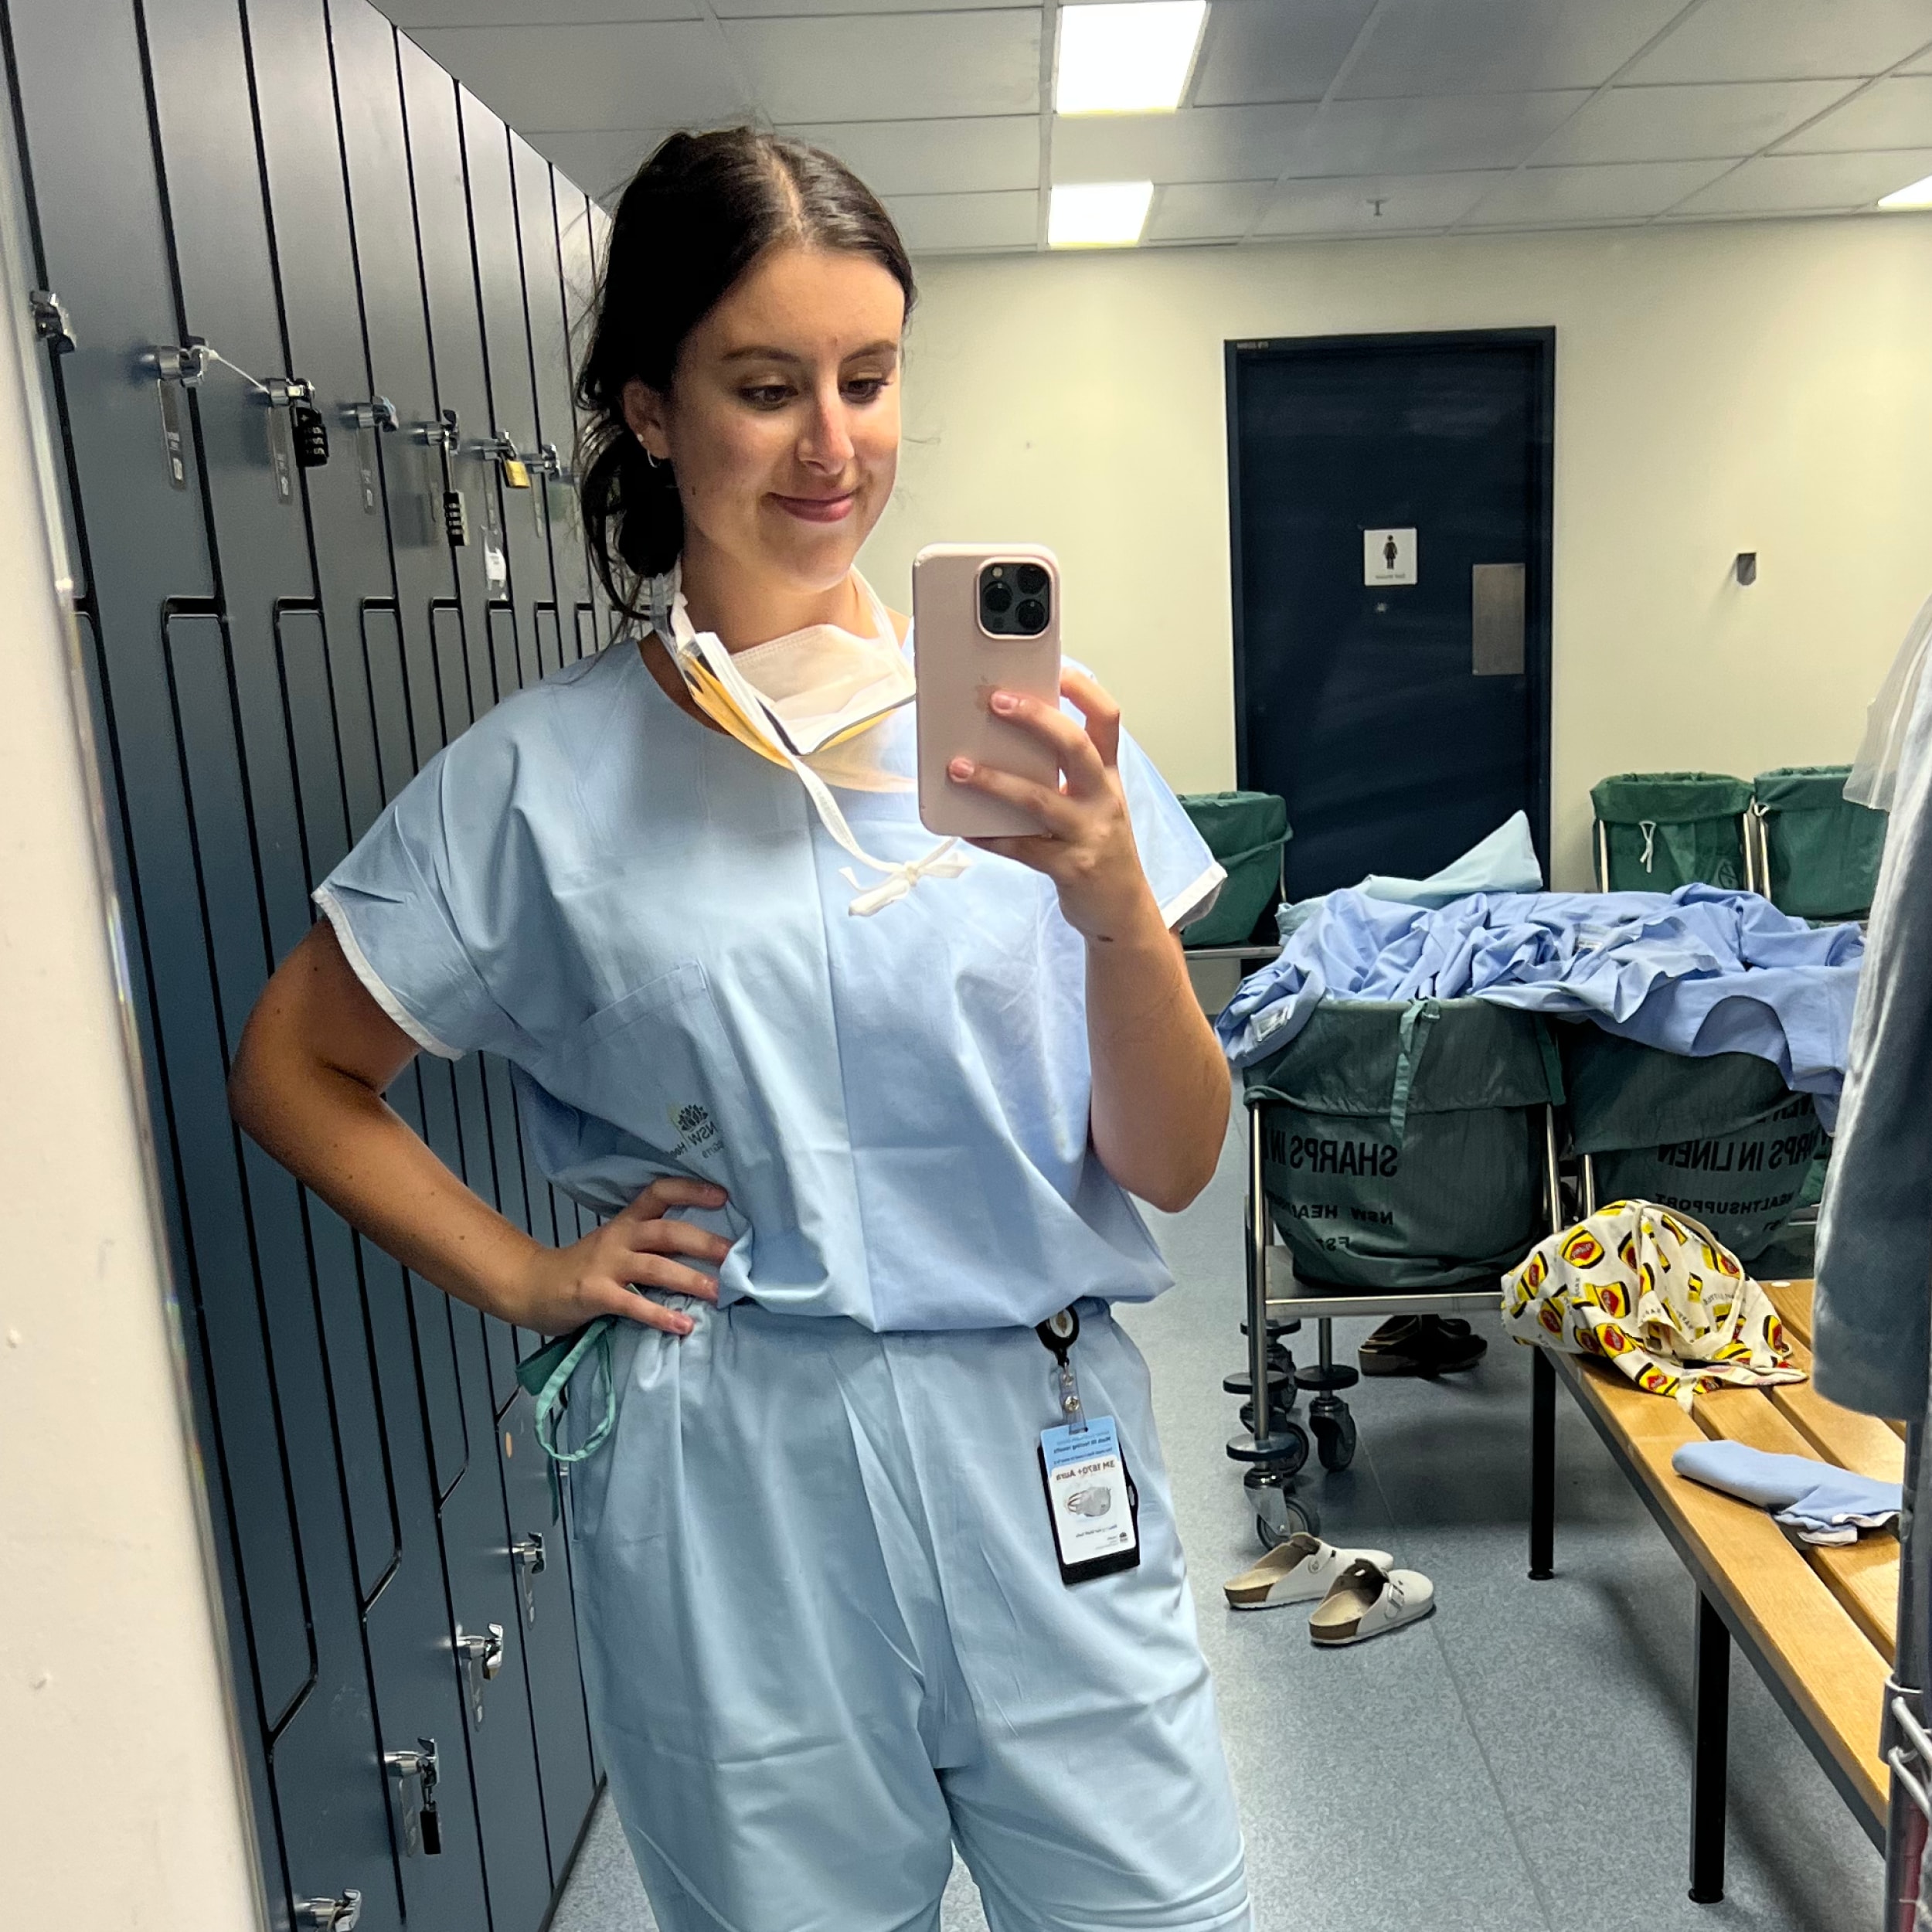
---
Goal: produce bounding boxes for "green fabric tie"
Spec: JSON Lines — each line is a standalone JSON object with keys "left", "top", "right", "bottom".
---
{"left": 515, "top": 1316, "right": 618, "bottom": 1464}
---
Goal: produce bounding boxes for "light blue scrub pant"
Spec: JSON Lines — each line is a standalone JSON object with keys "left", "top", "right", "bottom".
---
{"left": 562, "top": 1298, "right": 1251, "bottom": 1932}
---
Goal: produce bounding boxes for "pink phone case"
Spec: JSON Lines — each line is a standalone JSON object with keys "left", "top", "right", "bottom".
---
{"left": 913, "top": 543, "right": 1063, "bottom": 838}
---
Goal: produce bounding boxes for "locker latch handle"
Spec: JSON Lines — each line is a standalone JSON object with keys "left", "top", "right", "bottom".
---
{"left": 417, "top": 406, "right": 461, "bottom": 451}
{"left": 345, "top": 396, "right": 398, "bottom": 432}
{"left": 383, "top": 1736, "right": 443, "bottom": 1856}
{"left": 454, "top": 1621, "right": 505, "bottom": 1723}
{"left": 28, "top": 287, "right": 75, "bottom": 355}
{"left": 512, "top": 1531, "right": 546, "bottom": 1624}
{"left": 294, "top": 1889, "right": 362, "bottom": 1929}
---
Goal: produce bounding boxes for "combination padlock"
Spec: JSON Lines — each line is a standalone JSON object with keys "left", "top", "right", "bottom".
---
{"left": 444, "top": 488, "right": 470, "bottom": 546}
{"left": 291, "top": 402, "right": 330, "bottom": 468}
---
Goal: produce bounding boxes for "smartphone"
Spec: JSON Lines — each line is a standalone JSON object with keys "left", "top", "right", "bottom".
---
{"left": 913, "top": 543, "right": 1063, "bottom": 838}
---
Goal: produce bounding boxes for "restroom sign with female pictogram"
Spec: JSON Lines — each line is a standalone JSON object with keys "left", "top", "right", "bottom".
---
{"left": 1362, "top": 526, "right": 1417, "bottom": 585}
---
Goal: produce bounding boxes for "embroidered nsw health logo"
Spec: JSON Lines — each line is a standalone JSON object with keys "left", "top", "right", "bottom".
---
{"left": 668, "top": 1101, "right": 722, "bottom": 1160}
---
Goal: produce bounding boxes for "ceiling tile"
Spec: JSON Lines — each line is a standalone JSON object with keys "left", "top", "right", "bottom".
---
{"left": 781, "top": 117, "right": 1039, "bottom": 196}
{"left": 404, "top": 23, "right": 747, "bottom": 129}
{"left": 1532, "top": 79, "right": 1858, "bottom": 163}
{"left": 886, "top": 188, "right": 1038, "bottom": 253}
{"left": 1777, "top": 74, "right": 1932, "bottom": 152}
{"left": 528, "top": 129, "right": 671, "bottom": 200}
{"left": 724, "top": 11, "right": 1039, "bottom": 123}
{"left": 1668, "top": 146, "right": 1932, "bottom": 213}
{"left": 1189, "top": 0, "right": 1378, "bottom": 107}
{"left": 1053, "top": 104, "right": 1320, "bottom": 185}
{"left": 1257, "top": 168, "right": 1510, "bottom": 233}
{"left": 717, "top": 0, "right": 1033, "bottom": 10}
{"left": 385, "top": 0, "right": 695, "bottom": 22}
{"left": 1291, "top": 90, "right": 1590, "bottom": 175}
{"left": 1461, "top": 158, "right": 1735, "bottom": 225}
{"left": 1145, "top": 179, "right": 1274, "bottom": 239}
{"left": 1335, "top": 0, "right": 1690, "bottom": 98}
{"left": 1627, "top": 0, "right": 1932, "bottom": 83}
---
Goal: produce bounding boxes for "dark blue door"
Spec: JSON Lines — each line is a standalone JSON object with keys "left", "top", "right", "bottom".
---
{"left": 1230, "top": 331, "right": 1553, "bottom": 902}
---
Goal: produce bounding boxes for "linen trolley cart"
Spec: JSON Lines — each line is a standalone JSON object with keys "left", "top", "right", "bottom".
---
{"left": 1230, "top": 996, "right": 1566, "bottom": 1549}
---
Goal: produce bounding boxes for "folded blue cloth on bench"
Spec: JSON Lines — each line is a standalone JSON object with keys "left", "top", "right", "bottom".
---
{"left": 1671, "top": 1438, "right": 1900, "bottom": 1546}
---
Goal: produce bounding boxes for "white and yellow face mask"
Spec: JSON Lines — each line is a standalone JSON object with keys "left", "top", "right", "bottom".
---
{"left": 646, "top": 566, "right": 966, "bottom": 915}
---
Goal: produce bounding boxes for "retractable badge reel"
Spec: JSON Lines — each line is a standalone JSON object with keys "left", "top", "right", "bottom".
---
{"left": 1035, "top": 1306, "right": 1140, "bottom": 1586}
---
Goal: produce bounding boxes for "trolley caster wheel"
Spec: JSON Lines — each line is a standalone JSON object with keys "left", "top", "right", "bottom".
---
{"left": 1309, "top": 1395, "right": 1356, "bottom": 1472}
{"left": 1245, "top": 1467, "right": 1318, "bottom": 1549}
{"left": 1243, "top": 1317, "right": 1302, "bottom": 1339}
{"left": 1237, "top": 1389, "right": 1301, "bottom": 1429}
{"left": 1226, "top": 1417, "right": 1308, "bottom": 1478}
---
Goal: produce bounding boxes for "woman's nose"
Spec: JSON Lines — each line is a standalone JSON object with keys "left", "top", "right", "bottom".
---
{"left": 798, "top": 388, "right": 855, "bottom": 471}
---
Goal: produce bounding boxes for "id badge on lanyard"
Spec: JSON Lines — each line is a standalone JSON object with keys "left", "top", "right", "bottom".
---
{"left": 1036, "top": 1307, "right": 1141, "bottom": 1586}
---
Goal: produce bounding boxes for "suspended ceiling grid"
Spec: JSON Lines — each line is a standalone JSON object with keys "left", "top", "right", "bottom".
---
{"left": 379, "top": 0, "right": 1932, "bottom": 252}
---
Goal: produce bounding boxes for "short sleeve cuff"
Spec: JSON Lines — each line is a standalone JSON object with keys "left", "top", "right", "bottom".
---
{"left": 1162, "top": 860, "right": 1226, "bottom": 934}
{"left": 314, "top": 883, "right": 464, "bottom": 1060}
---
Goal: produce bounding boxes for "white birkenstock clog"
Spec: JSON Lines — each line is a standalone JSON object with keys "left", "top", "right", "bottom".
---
{"left": 1223, "top": 1532, "right": 1397, "bottom": 1611}
{"left": 1307, "top": 1558, "right": 1436, "bottom": 1646}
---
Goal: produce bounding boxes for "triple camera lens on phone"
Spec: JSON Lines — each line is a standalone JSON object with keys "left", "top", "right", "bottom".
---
{"left": 979, "top": 560, "right": 1051, "bottom": 637}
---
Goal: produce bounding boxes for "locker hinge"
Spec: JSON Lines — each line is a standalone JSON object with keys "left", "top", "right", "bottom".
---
{"left": 27, "top": 287, "right": 75, "bottom": 354}
{"left": 294, "top": 1890, "right": 362, "bottom": 1930}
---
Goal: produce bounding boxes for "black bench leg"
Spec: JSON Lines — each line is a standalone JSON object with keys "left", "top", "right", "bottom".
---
{"left": 1529, "top": 1348, "right": 1555, "bottom": 1580}
{"left": 1690, "top": 1590, "right": 1731, "bottom": 1903}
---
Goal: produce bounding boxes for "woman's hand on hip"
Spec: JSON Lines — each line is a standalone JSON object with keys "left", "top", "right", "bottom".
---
{"left": 948, "top": 666, "right": 1162, "bottom": 944}
{"left": 501, "top": 1177, "right": 732, "bottom": 1337}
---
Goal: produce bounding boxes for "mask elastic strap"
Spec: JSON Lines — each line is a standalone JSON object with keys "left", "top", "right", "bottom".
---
{"left": 652, "top": 567, "right": 968, "bottom": 917}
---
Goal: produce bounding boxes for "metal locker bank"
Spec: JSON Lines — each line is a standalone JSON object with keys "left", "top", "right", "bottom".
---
{"left": 2, "top": 0, "right": 614, "bottom": 1922}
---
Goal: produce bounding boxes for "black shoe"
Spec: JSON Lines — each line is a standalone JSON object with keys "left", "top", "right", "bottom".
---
{"left": 1359, "top": 1315, "right": 1488, "bottom": 1378}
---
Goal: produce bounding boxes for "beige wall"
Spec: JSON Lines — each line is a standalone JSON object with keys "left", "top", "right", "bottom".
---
{"left": 0, "top": 169, "right": 266, "bottom": 1930}
{"left": 862, "top": 213, "right": 1932, "bottom": 889}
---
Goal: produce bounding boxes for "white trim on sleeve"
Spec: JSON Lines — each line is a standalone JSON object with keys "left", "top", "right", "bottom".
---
{"left": 312, "top": 883, "right": 463, "bottom": 1060}
{"left": 1162, "top": 860, "right": 1226, "bottom": 934}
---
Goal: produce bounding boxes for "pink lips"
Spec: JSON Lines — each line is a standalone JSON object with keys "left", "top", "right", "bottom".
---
{"left": 772, "top": 490, "right": 857, "bottom": 525}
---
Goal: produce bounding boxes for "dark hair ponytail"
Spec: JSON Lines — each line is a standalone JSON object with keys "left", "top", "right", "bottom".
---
{"left": 577, "top": 128, "right": 917, "bottom": 620}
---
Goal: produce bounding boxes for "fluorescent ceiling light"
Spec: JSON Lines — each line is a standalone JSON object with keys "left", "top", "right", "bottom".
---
{"left": 1049, "top": 179, "right": 1155, "bottom": 247}
{"left": 1877, "top": 172, "right": 1932, "bottom": 209}
{"left": 1056, "top": 1, "right": 1207, "bottom": 116}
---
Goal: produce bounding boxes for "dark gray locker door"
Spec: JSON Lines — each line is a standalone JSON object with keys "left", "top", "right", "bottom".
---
{"left": 461, "top": 108, "right": 597, "bottom": 1844}
{"left": 553, "top": 179, "right": 606, "bottom": 660}
{"left": 461, "top": 97, "right": 546, "bottom": 685}
{"left": 6, "top": 1, "right": 318, "bottom": 1917}
{"left": 243, "top": 5, "right": 500, "bottom": 1920}
{"left": 325, "top": 0, "right": 450, "bottom": 777}
{"left": 141, "top": 0, "right": 403, "bottom": 1918}
{"left": 395, "top": 41, "right": 535, "bottom": 1404}
{"left": 510, "top": 134, "right": 596, "bottom": 654}
{"left": 466, "top": 114, "right": 572, "bottom": 1277}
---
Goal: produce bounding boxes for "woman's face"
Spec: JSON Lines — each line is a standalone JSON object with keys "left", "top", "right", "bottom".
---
{"left": 624, "top": 243, "right": 905, "bottom": 598}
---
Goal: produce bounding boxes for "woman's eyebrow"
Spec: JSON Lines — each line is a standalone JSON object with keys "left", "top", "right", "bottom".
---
{"left": 719, "top": 340, "right": 900, "bottom": 365}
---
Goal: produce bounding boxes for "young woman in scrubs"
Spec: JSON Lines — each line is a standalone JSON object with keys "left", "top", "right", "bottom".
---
{"left": 232, "top": 128, "right": 1250, "bottom": 1932}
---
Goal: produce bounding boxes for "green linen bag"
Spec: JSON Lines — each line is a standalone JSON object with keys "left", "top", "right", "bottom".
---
{"left": 1590, "top": 772, "right": 1752, "bottom": 893}
{"left": 1558, "top": 1024, "right": 1822, "bottom": 1264}
{"left": 1750, "top": 765, "right": 1886, "bottom": 920}
{"left": 1244, "top": 998, "right": 1562, "bottom": 1291}
{"left": 1178, "top": 791, "right": 1290, "bottom": 947}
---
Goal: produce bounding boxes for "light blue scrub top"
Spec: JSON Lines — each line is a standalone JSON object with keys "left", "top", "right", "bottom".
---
{"left": 316, "top": 632, "right": 1223, "bottom": 1332}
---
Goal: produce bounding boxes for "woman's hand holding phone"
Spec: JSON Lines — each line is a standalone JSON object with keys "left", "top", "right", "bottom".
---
{"left": 948, "top": 665, "right": 1163, "bottom": 946}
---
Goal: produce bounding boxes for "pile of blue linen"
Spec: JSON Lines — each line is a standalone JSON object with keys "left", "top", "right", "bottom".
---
{"left": 1216, "top": 880, "right": 1864, "bottom": 1127}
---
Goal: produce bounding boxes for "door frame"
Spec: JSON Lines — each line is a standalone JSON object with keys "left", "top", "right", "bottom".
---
{"left": 1224, "top": 325, "right": 1556, "bottom": 876}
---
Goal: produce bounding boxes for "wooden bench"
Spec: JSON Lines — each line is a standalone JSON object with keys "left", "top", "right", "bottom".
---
{"left": 1526, "top": 1280, "right": 1899, "bottom": 1902}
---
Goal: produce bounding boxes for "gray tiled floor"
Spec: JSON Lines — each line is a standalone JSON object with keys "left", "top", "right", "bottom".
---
{"left": 552, "top": 1106, "right": 1884, "bottom": 1931}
